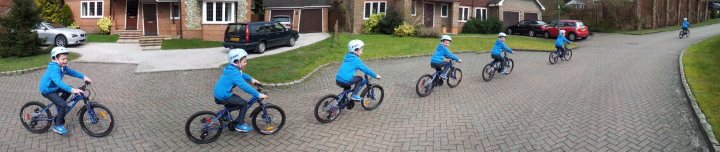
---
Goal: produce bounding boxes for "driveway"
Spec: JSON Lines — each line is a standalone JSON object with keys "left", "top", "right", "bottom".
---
{"left": 70, "top": 33, "right": 330, "bottom": 72}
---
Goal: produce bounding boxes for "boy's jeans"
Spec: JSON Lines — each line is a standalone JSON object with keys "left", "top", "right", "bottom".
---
{"left": 215, "top": 94, "right": 249, "bottom": 124}
{"left": 431, "top": 62, "right": 452, "bottom": 76}
{"left": 42, "top": 90, "right": 72, "bottom": 125}
{"left": 336, "top": 76, "right": 364, "bottom": 97}
{"left": 491, "top": 54, "right": 506, "bottom": 72}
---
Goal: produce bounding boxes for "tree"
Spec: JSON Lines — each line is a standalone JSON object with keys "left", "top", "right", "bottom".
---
{"left": 0, "top": 0, "right": 44, "bottom": 57}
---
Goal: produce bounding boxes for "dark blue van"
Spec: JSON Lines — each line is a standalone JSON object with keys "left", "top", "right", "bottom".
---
{"left": 223, "top": 21, "right": 299, "bottom": 53}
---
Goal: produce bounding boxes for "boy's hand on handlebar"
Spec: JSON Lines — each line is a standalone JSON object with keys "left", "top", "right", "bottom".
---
{"left": 252, "top": 79, "right": 261, "bottom": 85}
{"left": 375, "top": 75, "right": 381, "bottom": 79}
{"left": 259, "top": 93, "right": 269, "bottom": 99}
{"left": 71, "top": 88, "right": 84, "bottom": 94}
{"left": 83, "top": 77, "right": 92, "bottom": 84}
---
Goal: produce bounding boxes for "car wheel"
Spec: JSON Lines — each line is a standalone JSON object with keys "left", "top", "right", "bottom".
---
{"left": 55, "top": 35, "right": 67, "bottom": 47}
{"left": 569, "top": 33, "right": 576, "bottom": 41}
{"left": 256, "top": 42, "right": 266, "bottom": 54}
{"left": 507, "top": 29, "right": 513, "bottom": 35}
{"left": 544, "top": 32, "right": 550, "bottom": 39}
{"left": 529, "top": 30, "right": 535, "bottom": 37}
{"left": 287, "top": 37, "right": 296, "bottom": 47}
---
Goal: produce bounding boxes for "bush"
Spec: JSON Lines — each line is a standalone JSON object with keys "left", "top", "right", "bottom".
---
{"left": 0, "top": 0, "right": 44, "bottom": 57}
{"left": 97, "top": 16, "right": 113, "bottom": 35}
{"left": 363, "top": 13, "right": 384, "bottom": 34}
{"left": 477, "top": 17, "right": 503, "bottom": 34}
{"left": 36, "top": 0, "right": 73, "bottom": 26}
{"left": 68, "top": 22, "right": 79, "bottom": 29}
{"left": 59, "top": 5, "right": 74, "bottom": 26}
{"left": 462, "top": 18, "right": 481, "bottom": 34}
{"left": 417, "top": 27, "right": 440, "bottom": 38}
{"left": 377, "top": 10, "right": 403, "bottom": 34}
{"left": 393, "top": 22, "right": 417, "bottom": 37}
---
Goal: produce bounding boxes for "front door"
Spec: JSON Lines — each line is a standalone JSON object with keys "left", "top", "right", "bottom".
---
{"left": 424, "top": 4, "right": 434, "bottom": 28}
{"left": 142, "top": 4, "right": 157, "bottom": 35}
{"left": 126, "top": 0, "right": 138, "bottom": 30}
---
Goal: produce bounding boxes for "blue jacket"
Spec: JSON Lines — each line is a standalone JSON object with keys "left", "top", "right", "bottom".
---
{"left": 682, "top": 21, "right": 691, "bottom": 28}
{"left": 430, "top": 44, "right": 461, "bottom": 64}
{"left": 335, "top": 53, "right": 378, "bottom": 84}
{"left": 491, "top": 39, "right": 513, "bottom": 56}
{"left": 213, "top": 64, "right": 261, "bottom": 101}
{"left": 555, "top": 35, "right": 572, "bottom": 47}
{"left": 39, "top": 62, "right": 85, "bottom": 94}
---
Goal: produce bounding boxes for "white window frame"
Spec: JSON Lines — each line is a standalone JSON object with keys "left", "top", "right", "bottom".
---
{"left": 475, "top": 7, "right": 487, "bottom": 21}
{"left": 411, "top": 1, "right": 416, "bottom": 16}
{"left": 80, "top": 1, "right": 103, "bottom": 18}
{"left": 459, "top": 7, "right": 469, "bottom": 22}
{"left": 202, "top": 1, "right": 236, "bottom": 24}
{"left": 440, "top": 4, "right": 448, "bottom": 18}
{"left": 363, "top": 1, "right": 387, "bottom": 20}
{"left": 170, "top": 3, "right": 180, "bottom": 20}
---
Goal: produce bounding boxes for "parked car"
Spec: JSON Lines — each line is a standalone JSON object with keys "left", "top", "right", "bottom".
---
{"left": 506, "top": 20, "right": 548, "bottom": 37}
{"left": 543, "top": 20, "right": 590, "bottom": 41}
{"left": 34, "top": 22, "right": 87, "bottom": 47}
{"left": 271, "top": 15, "right": 293, "bottom": 29}
{"left": 223, "top": 21, "right": 299, "bottom": 54}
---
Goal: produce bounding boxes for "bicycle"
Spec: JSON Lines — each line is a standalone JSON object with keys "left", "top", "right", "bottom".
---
{"left": 549, "top": 45, "right": 573, "bottom": 64}
{"left": 415, "top": 60, "right": 463, "bottom": 97}
{"left": 679, "top": 29, "right": 689, "bottom": 39}
{"left": 19, "top": 82, "right": 115, "bottom": 137}
{"left": 314, "top": 74, "right": 384, "bottom": 123}
{"left": 184, "top": 84, "right": 285, "bottom": 144}
{"left": 482, "top": 52, "right": 515, "bottom": 82}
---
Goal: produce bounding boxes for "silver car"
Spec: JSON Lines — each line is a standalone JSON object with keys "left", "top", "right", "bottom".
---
{"left": 35, "top": 22, "right": 87, "bottom": 46}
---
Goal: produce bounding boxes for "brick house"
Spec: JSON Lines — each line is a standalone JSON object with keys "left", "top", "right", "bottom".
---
{"left": 263, "top": 0, "right": 330, "bottom": 33}
{"left": 65, "top": 0, "right": 253, "bottom": 41}
{"left": 348, "top": 0, "right": 544, "bottom": 34}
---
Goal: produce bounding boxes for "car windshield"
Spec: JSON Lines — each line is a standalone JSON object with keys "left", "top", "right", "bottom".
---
{"left": 536, "top": 21, "right": 547, "bottom": 25}
{"left": 43, "top": 22, "right": 65, "bottom": 29}
{"left": 272, "top": 17, "right": 290, "bottom": 22}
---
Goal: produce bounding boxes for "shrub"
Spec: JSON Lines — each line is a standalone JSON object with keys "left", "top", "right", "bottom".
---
{"left": 0, "top": 0, "right": 44, "bottom": 57}
{"left": 417, "top": 27, "right": 440, "bottom": 38}
{"left": 363, "top": 13, "right": 384, "bottom": 34}
{"left": 59, "top": 5, "right": 74, "bottom": 26}
{"left": 377, "top": 9, "right": 402, "bottom": 34}
{"left": 393, "top": 22, "right": 417, "bottom": 37}
{"left": 97, "top": 16, "right": 113, "bottom": 35}
{"left": 462, "top": 18, "right": 481, "bottom": 34}
{"left": 36, "top": 0, "right": 73, "bottom": 26}
{"left": 478, "top": 17, "right": 503, "bottom": 34}
{"left": 68, "top": 22, "right": 79, "bottom": 29}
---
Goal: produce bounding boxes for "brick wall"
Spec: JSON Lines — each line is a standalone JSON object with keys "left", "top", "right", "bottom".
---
{"left": 201, "top": 24, "right": 226, "bottom": 41}
{"left": 66, "top": 0, "right": 111, "bottom": 33}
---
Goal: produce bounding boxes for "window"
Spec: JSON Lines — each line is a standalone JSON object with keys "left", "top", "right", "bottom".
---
{"left": 81, "top": 1, "right": 103, "bottom": 18}
{"left": 272, "top": 23, "right": 284, "bottom": 32}
{"left": 364, "top": 1, "right": 387, "bottom": 19}
{"left": 459, "top": 7, "right": 469, "bottom": 22}
{"left": 203, "top": 1, "right": 236, "bottom": 24}
{"left": 440, "top": 4, "right": 448, "bottom": 18}
{"left": 411, "top": 1, "right": 416, "bottom": 16}
{"left": 171, "top": 3, "right": 180, "bottom": 19}
{"left": 475, "top": 7, "right": 487, "bottom": 21}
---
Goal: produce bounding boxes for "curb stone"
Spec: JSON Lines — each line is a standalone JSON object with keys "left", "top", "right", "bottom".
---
{"left": 679, "top": 41, "right": 720, "bottom": 151}
{"left": 0, "top": 67, "right": 46, "bottom": 76}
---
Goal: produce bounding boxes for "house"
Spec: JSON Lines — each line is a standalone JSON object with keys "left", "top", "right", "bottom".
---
{"left": 263, "top": 0, "right": 330, "bottom": 33}
{"left": 565, "top": 0, "right": 587, "bottom": 9}
{"left": 66, "top": 0, "right": 253, "bottom": 41}
{"left": 348, "top": 0, "right": 544, "bottom": 34}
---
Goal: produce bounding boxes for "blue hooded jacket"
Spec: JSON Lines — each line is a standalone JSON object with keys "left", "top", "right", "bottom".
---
{"left": 682, "top": 21, "right": 691, "bottom": 28}
{"left": 213, "top": 64, "right": 261, "bottom": 101}
{"left": 491, "top": 39, "right": 513, "bottom": 56}
{"left": 336, "top": 53, "right": 378, "bottom": 84}
{"left": 555, "top": 35, "right": 572, "bottom": 47}
{"left": 39, "top": 62, "right": 85, "bottom": 94}
{"left": 430, "top": 43, "right": 461, "bottom": 64}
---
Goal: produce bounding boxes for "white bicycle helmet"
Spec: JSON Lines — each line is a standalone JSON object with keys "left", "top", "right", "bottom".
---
{"left": 348, "top": 39, "right": 365, "bottom": 53}
{"left": 684, "top": 18, "right": 688, "bottom": 21}
{"left": 559, "top": 30, "right": 566, "bottom": 35}
{"left": 50, "top": 46, "right": 69, "bottom": 59}
{"left": 228, "top": 48, "right": 248, "bottom": 64}
{"left": 498, "top": 32, "right": 507, "bottom": 37}
{"left": 441, "top": 35, "right": 452, "bottom": 42}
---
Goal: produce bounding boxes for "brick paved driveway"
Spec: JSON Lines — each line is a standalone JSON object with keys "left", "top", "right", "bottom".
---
{"left": 2, "top": 24, "right": 720, "bottom": 151}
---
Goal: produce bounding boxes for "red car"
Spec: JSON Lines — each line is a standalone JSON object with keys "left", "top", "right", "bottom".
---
{"left": 543, "top": 20, "right": 590, "bottom": 41}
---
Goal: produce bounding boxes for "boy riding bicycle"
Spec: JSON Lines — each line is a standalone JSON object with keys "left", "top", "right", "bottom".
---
{"left": 682, "top": 18, "right": 691, "bottom": 35}
{"left": 431, "top": 35, "right": 462, "bottom": 80}
{"left": 336, "top": 40, "right": 381, "bottom": 109}
{"left": 40, "top": 46, "right": 92, "bottom": 135}
{"left": 491, "top": 33, "right": 514, "bottom": 74}
{"left": 555, "top": 30, "right": 572, "bottom": 58}
{"left": 213, "top": 48, "right": 268, "bottom": 133}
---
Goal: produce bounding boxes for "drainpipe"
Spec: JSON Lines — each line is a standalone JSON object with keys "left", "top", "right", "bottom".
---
{"left": 179, "top": 1, "right": 183, "bottom": 39}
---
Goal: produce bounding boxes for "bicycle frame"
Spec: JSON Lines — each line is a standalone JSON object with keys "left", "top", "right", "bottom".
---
{"left": 34, "top": 84, "right": 99, "bottom": 124}
{"left": 491, "top": 52, "right": 509, "bottom": 70}
{"left": 334, "top": 74, "right": 377, "bottom": 109}
{"left": 428, "top": 60, "right": 456, "bottom": 85}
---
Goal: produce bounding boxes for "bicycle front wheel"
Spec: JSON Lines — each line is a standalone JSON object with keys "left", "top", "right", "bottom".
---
{"left": 185, "top": 111, "right": 223, "bottom": 144}
{"left": 562, "top": 49, "right": 573, "bottom": 61}
{"left": 79, "top": 103, "right": 115, "bottom": 137}
{"left": 505, "top": 58, "right": 515, "bottom": 74}
{"left": 20, "top": 101, "right": 52, "bottom": 133}
{"left": 447, "top": 68, "right": 462, "bottom": 88}
{"left": 251, "top": 104, "right": 286, "bottom": 135}
{"left": 361, "top": 85, "right": 384, "bottom": 110}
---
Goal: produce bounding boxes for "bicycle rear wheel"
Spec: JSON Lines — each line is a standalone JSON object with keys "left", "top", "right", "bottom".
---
{"left": 415, "top": 74, "right": 434, "bottom": 97}
{"left": 20, "top": 101, "right": 52, "bottom": 133}
{"left": 447, "top": 68, "right": 462, "bottom": 88}
{"left": 482, "top": 64, "right": 495, "bottom": 82}
{"left": 79, "top": 103, "right": 115, "bottom": 137}
{"left": 549, "top": 52, "right": 558, "bottom": 64}
{"left": 314, "top": 95, "right": 340, "bottom": 123}
{"left": 251, "top": 104, "right": 285, "bottom": 135}
{"left": 185, "top": 111, "right": 223, "bottom": 144}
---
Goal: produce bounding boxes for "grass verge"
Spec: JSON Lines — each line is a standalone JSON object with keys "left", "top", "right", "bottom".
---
{"left": 683, "top": 34, "right": 720, "bottom": 139}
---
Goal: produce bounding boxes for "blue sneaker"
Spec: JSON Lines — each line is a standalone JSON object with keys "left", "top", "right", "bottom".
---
{"left": 351, "top": 95, "right": 363, "bottom": 101}
{"left": 52, "top": 125, "right": 68, "bottom": 135}
{"left": 235, "top": 123, "right": 254, "bottom": 133}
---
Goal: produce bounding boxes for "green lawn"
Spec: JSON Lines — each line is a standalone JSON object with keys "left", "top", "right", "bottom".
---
{"left": 161, "top": 39, "right": 223, "bottom": 50}
{"left": 0, "top": 52, "right": 80, "bottom": 72}
{"left": 246, "top": 33, "right": 575, "bottom": 83}
{"left": 683, "top": 34, "right": 720, "bottom": 139}
{"left": 620, "top": 18, "right": 720, "bottom": 35}
{"left": 87, "top": 34, "right": 119, "bottom": 43}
